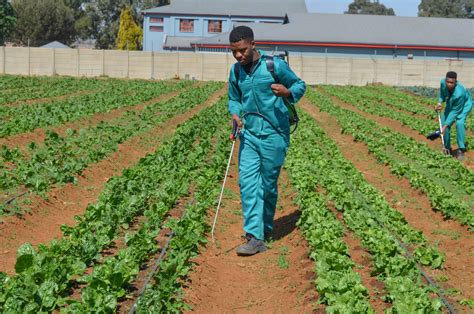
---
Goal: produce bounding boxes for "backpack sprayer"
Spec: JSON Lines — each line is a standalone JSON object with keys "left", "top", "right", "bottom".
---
{"left": 233, "top": 50, "right": 299, "bottom": 134}
{"left": 211, "top": 51, "right": 299, "bottom": 242}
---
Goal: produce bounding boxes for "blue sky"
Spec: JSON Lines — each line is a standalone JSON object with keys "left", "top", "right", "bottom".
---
{"left": 306, "top": 0, "right": 421, "bottom": 17}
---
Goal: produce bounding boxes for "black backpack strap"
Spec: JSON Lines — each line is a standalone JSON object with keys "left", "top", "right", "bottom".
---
{"left": 235, "top": 56, "right": 278, "bottom": 83}
{"left": 233, "top": 62, "right": 240, "bottom": 82}
{"left": 263, "top": 55, "right": 279, "bottom": 83}
{"left": 264, "top": 55, "right": 299, "bottom": 132}
{"left": 233, "top": 63, "right": 242, "bottom": 97}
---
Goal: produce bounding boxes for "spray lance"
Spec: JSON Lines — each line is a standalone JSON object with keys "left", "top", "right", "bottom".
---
{"left": 211, "top": 119, "right": 240, "bottom": 242}
{"left": 211, "top": 110, "right": 293, "bottom": 242}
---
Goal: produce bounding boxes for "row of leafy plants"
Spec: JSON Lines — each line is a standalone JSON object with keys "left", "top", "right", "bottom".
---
{"left": 0, "top": 76, "right": 107, "bottom": 105}
{"left": 321, "top": 85, "right": 473, "bottom": 196}
{"left": 0, "top": 79, "right": 190, "bottom": 137}
{"left": 307, "top": 89, "right": 474, "bottom": 228}
{"left": 64, "top": 98, "right": 229, "bottom": 312}
{"left": 286, "top": 110, "right": 445, "bottom": 312}
{"left": 0, "top": 75, "right": 109, "bottom": 89}
{"left": 321, "top": 85, "right": 438, "bottom": 136}
{"left": 366, "top": 85, "right": 436, "bottom": 116}
{"left": 0, "top": 94, "right": 228, "bottom": 312}
{"left": 325, "top": 85, "right": 473, "bottom": 143}
{"left": 378, "top": 85, "right": 474, "bottom": 135}
{"left": 133, "top": 104, "right": 230, "bottom": 313}
{"left": 398, "top": 86, "right": 474, "bottom": 102}
{"left": 0, "top": 82, "right": 222, "bottom": 212}
{"left": 285, "top": 127, "right": 374, "bottom": 312}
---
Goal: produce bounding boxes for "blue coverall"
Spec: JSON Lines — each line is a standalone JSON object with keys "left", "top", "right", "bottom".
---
{"left": 228, "top": 51, "right": 306, "bottom": 240}
{"left": 439, "top": 79, "right": 473, "bottom": 150}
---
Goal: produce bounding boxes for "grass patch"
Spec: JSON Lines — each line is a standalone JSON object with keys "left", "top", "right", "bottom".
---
{"left": 277, "top": 246, "right": 289, "bottom": 269}
{"left": 431, "top": 229, "right": 461, "bottom": 240}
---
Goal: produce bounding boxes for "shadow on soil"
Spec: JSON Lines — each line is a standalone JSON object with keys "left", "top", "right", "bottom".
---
{"left": 271, "top": 210, "right": 301, "bottom": 241}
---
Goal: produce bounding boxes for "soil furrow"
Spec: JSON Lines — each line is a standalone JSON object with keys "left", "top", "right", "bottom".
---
{"left": 301, "top": 98, "right": 473, "bottom": 310}
{"left": 0, "top": 87, "right": 226, "bottom": 275}
{"left": 183, "top": 146, "right": 321, "bottom": 313}
{"left": 0, "top": 88, "right": 189, "bottom": 150}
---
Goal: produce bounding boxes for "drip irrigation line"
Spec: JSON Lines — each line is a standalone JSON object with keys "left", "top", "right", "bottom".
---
{"left": 128, "top": 230, "right": 175, "bottom": 314}
{"left": 129, "top": 197, "right": 195, "bottom": 314}
{"left": 395, "top": 236, "right": 456, "bottom": 314}
{"left": 337, "top": 180, "right": 457, "bottom": 312}
{"left": 3, "top": 191, "right": 29, "bottom": 206}
{"left": 370, "top": 217, "right": 456, "bottom": 314}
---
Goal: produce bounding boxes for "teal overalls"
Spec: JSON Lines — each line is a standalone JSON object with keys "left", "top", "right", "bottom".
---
{"left": 228, "top": 51, "right": 306, "bottom": 240}
{"left": 439, "top": 79, "right": 473, "bottom": 150}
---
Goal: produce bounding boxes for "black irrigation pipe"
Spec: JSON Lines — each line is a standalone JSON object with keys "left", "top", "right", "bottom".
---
{"left": 3, "top": 190, "right": 29, "bottom": 206}
{"left": 304, "top": 110, "right": 458, "bottom": 312}
{"left": 316, "top": 176, "right": 457, "bottom": 312}
{"left": 128, "top": 230, "right": 175, "bottom": 314}
{"left": 128, "top": 197, "right": 195, "bottom": 314}
{"left": 370, "top": 217, "right": 456, "bottom": 314}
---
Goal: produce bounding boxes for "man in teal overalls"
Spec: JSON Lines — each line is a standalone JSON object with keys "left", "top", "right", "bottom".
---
{"left": 436, "top": 71, "right": 473, "bottom": 160}
{"left": 227, "top": 26, "right": 306, "bottom": 256}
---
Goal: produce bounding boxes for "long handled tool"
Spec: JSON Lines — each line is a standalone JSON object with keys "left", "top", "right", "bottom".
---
{"left": 211, "top": 120, "right": 240, "bottom": 242}
{"left": 426, "top": 110, "right": 450, "bottom": 155}
{"left": 436, "top": 110, "right": 451, "bottom": 155}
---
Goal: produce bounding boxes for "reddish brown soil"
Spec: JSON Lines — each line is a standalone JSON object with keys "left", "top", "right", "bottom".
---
{"left": 0, "top": 88, "right": 189, "bottom": 150}
{"left": 0, "top": 87, "right": 226, "bottom": 275}
{"left": 317, "top": 88, "right": 474, "bottom": 170}
{"left": 182, "top": 142, "right": 322, "bottom": 313}
{"left": 300, "top": 98, "right": 474, "bottom": 311}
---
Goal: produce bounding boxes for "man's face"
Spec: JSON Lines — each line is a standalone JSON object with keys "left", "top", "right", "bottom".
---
{"left": 230, "top": 39, "right": 255, "bottom": 65}
{"left": 446, "top": 77, "right": 456, "bottom": 92}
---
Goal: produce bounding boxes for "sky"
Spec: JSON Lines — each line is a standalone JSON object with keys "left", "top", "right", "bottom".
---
{"left": 305, "top": 0, "right": 421, "bottom": 17}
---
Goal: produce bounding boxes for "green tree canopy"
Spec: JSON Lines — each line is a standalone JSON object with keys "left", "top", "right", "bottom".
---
{"left": 0, "top": 0, "right": 16, "bottom": 45}
{"left": 116, "top": 6, "right": 143, "bottom": 50}
{"left": 83, "top": 0, "right": 168, "bottom": 49}
{"left": 418, "top": 0, "right": 474, "bottom": 18}
{"left": 345, "top": 0, "right": 395, "bottom": 16}
{"left": 11, "top": 0, "right": 75, "bottom": 46}
{"left": 466, "top": 0, "right": 474, "bottom": 17}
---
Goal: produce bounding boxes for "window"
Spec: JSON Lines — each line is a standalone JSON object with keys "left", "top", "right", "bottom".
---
{"left": 150, "top": 25, "right": 163, "bottom": 32}
{"left": 208, "top": 20, "right": 222, "bottom": 33}
{"left": 179, "top": 19, "right": 194, "bottom": 33}
{"left": 150, "top": 17, "right": 164, "bottom": 23}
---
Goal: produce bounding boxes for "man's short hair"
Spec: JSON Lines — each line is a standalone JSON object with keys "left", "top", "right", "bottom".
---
{"left": 229, "top": 26, "right": 254, "bottom": 44}
{"left": 446, "top": 71, "right": 457, "bottom": 80}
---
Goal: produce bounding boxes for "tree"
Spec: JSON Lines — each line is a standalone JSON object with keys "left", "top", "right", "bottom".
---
{"left": 63, "top": 0, "right": 92, "bottom": 39}
{"left": 0, "top": 0, "right": 16, "bottom": 45}
{"left": 83, "top": 0, "right": 168, "bottom": 49}
{"left": 466, "top": 0, "right": 474, "bottom": 17}
{"left": 418, "top": 0, "right": 473, "bottom": 18}
{"left": 116, "top": 6, "right": 142, "bottom": 50}
{"left": 11, "top": 0, "right": 75, "bottom": 46}
{"left": 345, "top": 0, "right": 395, "bottom": 16}
{"left": 81, "top": 0, "right": 126, "bottom": 49}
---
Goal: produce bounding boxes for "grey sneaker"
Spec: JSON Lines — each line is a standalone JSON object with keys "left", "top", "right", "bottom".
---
{"left": 454, "top": 149, "right": 465, "bottom": 161}
{"left": 236, "top": 234, "right": 267, "bottom": 256}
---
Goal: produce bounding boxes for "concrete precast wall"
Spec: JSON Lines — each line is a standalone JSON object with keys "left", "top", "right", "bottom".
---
{"left": 1, "top": 47, "right": 473, "bottom": 88}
